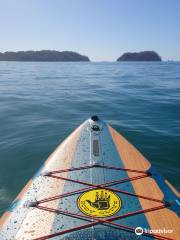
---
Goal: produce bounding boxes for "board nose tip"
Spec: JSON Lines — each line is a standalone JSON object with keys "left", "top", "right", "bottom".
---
{"left": 91, "top": 115, "right": 99, "bottom": 121}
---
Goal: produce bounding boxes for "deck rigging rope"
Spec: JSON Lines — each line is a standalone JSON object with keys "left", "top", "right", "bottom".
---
{"left": 31, "top": 164, "right": 173, "bottom": 240}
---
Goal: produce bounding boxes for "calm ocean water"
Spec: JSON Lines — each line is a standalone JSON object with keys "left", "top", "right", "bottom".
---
{"left": 0, "top": 61, "right": 180, "bottom": 215}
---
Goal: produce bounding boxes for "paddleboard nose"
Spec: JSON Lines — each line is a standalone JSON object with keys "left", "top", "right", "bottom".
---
{"left": 91, "top": 115, "right": 99, "bottom": 122}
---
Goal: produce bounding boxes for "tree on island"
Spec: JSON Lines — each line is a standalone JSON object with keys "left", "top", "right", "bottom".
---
{"left": 0, "top": 50, "right": 90, "bottom": 62}
{"left": 117, "top": 51, "right": 161, "bottom": 61}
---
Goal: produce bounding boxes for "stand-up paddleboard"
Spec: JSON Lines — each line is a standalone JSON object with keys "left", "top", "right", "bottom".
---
{"left": 0, "top": 116, "right": 179, "bottom": 240}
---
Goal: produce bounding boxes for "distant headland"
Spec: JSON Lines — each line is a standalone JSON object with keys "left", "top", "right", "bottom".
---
{"left": 0, "top": 50, "right": 90, "bottom": 62}
{"left": 117, "top": 51, "right": 161, "bottom": 61}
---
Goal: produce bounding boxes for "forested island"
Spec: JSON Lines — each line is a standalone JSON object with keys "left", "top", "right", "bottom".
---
{"left": 117, "top": 51, "right": 161, "bottom": 61}
{"left": 0, "top": 50, "right": 90, "bottom": 62}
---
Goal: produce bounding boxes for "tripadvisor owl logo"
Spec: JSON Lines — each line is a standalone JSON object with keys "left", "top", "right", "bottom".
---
{"left": 77, "top": 189, "right": 121, "bottom": 217}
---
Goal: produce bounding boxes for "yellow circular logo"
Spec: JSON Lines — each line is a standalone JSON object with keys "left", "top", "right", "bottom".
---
{"left": 77, "top": 188, "right": 121, "bottom": 218}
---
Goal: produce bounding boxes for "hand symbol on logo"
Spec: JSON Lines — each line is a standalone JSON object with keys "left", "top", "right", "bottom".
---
{"left": 86, "top": 191, "right": 110, "bottom": 210}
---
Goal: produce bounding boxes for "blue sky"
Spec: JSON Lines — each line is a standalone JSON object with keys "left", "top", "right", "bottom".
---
{"left": 0, "top": 0, "right": 180, "bottom": 61}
